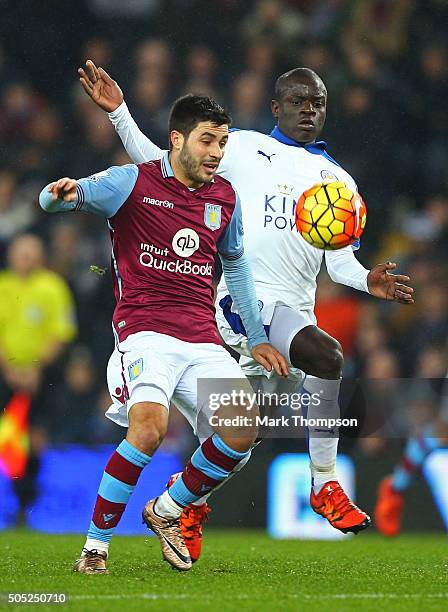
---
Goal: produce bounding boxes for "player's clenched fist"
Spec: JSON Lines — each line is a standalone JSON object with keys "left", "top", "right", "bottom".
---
{"left": 47, "top": 178, "right": 78, "bottom": 202}
{"left": 250, "top": 343, "right": 289, "bottom": 378}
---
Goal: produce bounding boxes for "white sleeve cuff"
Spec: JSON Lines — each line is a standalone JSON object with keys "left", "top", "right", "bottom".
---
{"left": 108, "top": 100, "right": 129, "bottom": 122}
{"left": 325, "top": 248, "right": 370, "bottom": 293}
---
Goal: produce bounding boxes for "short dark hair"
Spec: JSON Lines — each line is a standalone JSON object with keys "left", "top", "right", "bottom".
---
{"left": 274, "top": 67, "right": 326, "bottom": 100}
{"left": 168, "top": 94, "right": 231, "bottom": 147}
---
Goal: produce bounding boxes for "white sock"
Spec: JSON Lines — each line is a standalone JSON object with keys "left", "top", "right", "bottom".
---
{"left": 192, "top": 495, "right": 209, "bottom": 506}
{"left": 155, "top": 490, "right": 183, "bottom": 519}
{"left": 303, "top": 376, "right": 340, "bottom": 494}
{"left": 83, "top": 538, "right": 109, "bottom": 557}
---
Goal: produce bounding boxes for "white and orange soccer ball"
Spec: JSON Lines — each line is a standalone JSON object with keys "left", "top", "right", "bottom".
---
{"left": 295, "top": 181, "right": 367, "bottom": 250}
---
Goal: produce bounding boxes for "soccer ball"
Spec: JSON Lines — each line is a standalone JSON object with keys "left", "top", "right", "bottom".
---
{"left": 295, "top": 181, "right": 367, "bottom": 250}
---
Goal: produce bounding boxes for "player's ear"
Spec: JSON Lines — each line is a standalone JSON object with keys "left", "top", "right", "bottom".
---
{"left": 271, "top": 99, "right": 279, "bottom": 118}
{"left": 170, "top": 130, "right": 184, "bottom": 152}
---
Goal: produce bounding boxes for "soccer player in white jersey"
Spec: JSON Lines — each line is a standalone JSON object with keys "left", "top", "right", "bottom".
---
{"left": 79, "top": 61, "right": 414, "bottom": 558}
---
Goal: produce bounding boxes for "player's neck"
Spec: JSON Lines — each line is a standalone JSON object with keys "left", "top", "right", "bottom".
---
{"left": 169, "top": 152, "right": 204, "bottom": 190}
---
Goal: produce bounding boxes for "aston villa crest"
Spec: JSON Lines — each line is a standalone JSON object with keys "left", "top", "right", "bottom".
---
{"left": 204, "top": 203, "right": 222, "bottom": 231}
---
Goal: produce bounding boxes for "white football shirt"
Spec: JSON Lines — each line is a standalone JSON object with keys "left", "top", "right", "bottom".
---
{"left": 216, "top": 128, "right": 368, "bottom": 312}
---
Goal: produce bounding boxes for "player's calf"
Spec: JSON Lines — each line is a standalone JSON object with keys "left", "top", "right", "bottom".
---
{"left": 75, "top": 403, "right": 167, "bottom": 568}
{"left": 147, "top": 433, "right": 253, "bottom": 568}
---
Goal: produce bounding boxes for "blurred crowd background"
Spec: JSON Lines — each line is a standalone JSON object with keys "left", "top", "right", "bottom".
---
{"left": 0, "top": 0, "right": 447, "bottom": 470}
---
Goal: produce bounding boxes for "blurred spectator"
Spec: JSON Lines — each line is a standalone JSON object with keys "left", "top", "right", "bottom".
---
{"left": 135, "top": 39, "right": 173, "bottom": 81}
{"left": 416, "top": 345, "right": 447, "bottom": 379}
{"left": 244, "top": 39, "right": 278, "bottom": 80}
{"left": 44, "top": 345, "right": 99, "bottom": 443}
{"left": 0, "top": 234, "right": 77, "bottom": 393}
{"left": 342, "top": 0, "right": 415, "bottom": 61}
{"left": 230, "top": 73, "right": 272, "bottom": 132}
{"left": 183, "top": 45, "right": 220, "bottom": 98}
{"left": 240, "top": 0, "right": 305, "bottom": 53}
{"left": 80, "top": 37, "right": 114, "bottom": 72}
{"left": 0, "top": 170, "right": 39, "bottom": 262}
{"left": 86, "top": 387, "right": 123, "bottom": 445}
{"left": 0, "top": 82, "right": 45, "bottom": 145}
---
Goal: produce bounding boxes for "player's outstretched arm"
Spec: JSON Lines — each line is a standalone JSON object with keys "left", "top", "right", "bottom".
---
{"left": 78, "top": 60, "right": 163, "bottom": 164}
{"left": 39, "top": 165, "right": 138, "bottom": 217}
{"left": 325, "top": 246, "right": 370, "bottom": 292}
{"left": 325, "top": 249, "right": 414, "bottom": 304}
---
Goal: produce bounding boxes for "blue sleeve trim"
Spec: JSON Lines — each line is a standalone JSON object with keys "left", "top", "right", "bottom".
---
{"left": 75, "top": 184, "right": 85, "bottom": 211}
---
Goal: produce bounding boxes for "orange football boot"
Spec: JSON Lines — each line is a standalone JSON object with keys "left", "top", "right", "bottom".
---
{"left": 311, "top": 481, "right": 371, "bottom": 534}
{"left": 167, "top": 472, "right": 211, "bottom": 563}
{"left": 374, "top": 476, "right": 404, "bottom": 537}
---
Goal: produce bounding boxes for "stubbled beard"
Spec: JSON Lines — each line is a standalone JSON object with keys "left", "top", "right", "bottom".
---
{"left": 179, "top": 144, "right": 208, "bottom": 185}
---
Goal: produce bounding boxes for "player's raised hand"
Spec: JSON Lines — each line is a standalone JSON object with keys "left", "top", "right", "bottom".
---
{"left": 47, "top": 178, "right": 78, "bottom": 202}
{"left": 367, "top": 262, "right": 414, "bottom": 304}
{"left": 78, "top": 59, "right": 123, "bottom": 113}
{"left": 251, "top": 343, "right": 289, "bottom": 377}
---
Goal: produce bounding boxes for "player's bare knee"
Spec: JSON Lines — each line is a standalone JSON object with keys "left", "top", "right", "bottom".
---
{"left": 127, "top": 401, "right": 168, "bottom": 454}
{"left": 313, "top": 337, "right": 343, "bottom": 379}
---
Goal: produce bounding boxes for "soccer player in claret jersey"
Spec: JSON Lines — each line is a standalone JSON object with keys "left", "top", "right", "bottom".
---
{"left": 78, "top": 61, "right": 414, "bottom": 560}
{"left": 39, "top": 95, "right": 287, "bottom": 574}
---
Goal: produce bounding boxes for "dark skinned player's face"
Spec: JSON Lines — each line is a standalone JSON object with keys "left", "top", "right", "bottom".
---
{"left": 271, "top": 77, "right": 327, "bottom": 144}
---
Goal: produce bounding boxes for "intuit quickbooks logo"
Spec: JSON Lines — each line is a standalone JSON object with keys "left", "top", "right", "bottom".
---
{"left": 139, "top": 242, "right": 212, "bottom": 277}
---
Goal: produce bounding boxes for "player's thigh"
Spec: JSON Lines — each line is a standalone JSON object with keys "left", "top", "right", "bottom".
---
{"left": 172, "top": 344, "right": 258, "bottom": 442}
{"left": 105, "top": 332, "right": 188, "bottom": 428}
{"left": 268, "top": 304, "right": 317, "bottom": 367}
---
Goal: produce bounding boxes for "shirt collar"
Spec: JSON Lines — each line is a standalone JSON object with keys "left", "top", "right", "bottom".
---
{"left": 270, "top": 126, "right": 327, "bottom": 153}
{"left": 161, "top": 151, "right": 175, "bottom": 178}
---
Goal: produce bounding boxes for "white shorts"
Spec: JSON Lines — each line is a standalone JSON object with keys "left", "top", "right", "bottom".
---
{"left": 216, "top": 297, "right": 316, "bottom": 388}
{"left": 106, "top": 331, "right": 250, "bottom": 440}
